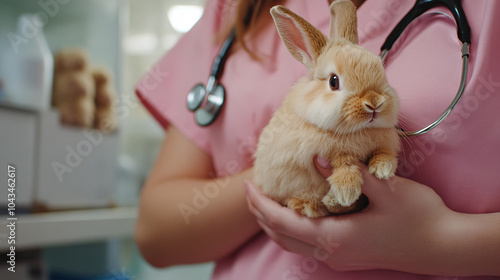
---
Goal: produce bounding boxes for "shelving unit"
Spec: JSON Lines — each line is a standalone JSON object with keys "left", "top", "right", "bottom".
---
{"left": 0, "top": 207, "right": 137, "bottom": 251}
{"left": 0, "top": 0, "right": 126, "bottom": 210}
{"left": 0, "top": 1, "right": 145, "bottom": 278}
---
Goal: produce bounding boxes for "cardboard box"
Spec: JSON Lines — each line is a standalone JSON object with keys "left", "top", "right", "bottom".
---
{"left": 35, "top": 109, "right": 119, "bottom": 210}
{"left": 0, "top": 106, "right": 119, "bottom": 211}
{"left": 0, "top": 106, "right": 37, "bottom": 213}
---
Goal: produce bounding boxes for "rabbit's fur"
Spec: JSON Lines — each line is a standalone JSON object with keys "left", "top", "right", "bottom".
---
{"left": 254, "top": 0, "right": 401, "bottom": 217}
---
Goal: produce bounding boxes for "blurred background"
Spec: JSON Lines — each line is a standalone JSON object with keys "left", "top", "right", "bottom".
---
{"left": 0, "top": 0, "right": 214, "bottom": 279}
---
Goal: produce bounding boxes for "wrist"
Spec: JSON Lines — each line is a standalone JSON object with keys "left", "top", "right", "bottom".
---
{"left": 385, "top": 206, "right": 462, "bottom": 275}
{"left": 428, "top": 209, "right": 466, "bottom": 274}
{"left": 429, "top": 210, "right": 500, "bottom": 276}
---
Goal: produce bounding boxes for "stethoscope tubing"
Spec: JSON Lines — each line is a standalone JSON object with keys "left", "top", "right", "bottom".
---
{"left": 382, "top": 0, "right": 471, "bottom": 137}
{"left": 186, "top": 30, "right": 236, "bottom": 126}
{"left": 388, "top": 42, "right": 470, "bottom": 137}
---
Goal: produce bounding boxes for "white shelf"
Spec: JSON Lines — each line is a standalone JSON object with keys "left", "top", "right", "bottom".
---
{"left": 0, "top": 207, "right": 138, "bottom": 251}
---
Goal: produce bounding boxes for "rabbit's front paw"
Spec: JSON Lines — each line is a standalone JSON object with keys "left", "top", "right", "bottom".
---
{"left": 368, "top": 159, "right": 396, "bottom": 180}
{"left": 325, "top": 167, "right": 363, "bottom": 206}
{"left": 368, "top": 150, "right": 397, "bottom": 180}
{"left": 323, "top": 183, "right": 361, "bottom": 207}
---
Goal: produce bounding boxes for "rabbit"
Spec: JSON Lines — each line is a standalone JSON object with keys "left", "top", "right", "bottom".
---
{"left": 253, "top": 0, "right": 401, "bottom": 217}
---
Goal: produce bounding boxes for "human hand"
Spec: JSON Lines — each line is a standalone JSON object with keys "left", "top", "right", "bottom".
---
{"left": 245, "top": 157, "right": 457, "bottom": 273}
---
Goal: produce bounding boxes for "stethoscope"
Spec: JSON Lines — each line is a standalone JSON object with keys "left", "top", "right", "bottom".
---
{"left": 186, "top": 30, "right": 236, "bottom": 126}
{"left": 187, "top": 0, "right": 471, "bottom": 137}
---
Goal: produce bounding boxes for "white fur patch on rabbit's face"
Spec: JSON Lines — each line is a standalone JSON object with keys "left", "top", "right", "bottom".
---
{"left": 289, "top": 75, "right": 348, "bottom": 132}
{"left": 290, "top": 75, "right": 348, "bottom": 132}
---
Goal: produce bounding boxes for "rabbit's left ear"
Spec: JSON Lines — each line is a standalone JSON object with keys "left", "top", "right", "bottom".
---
{"left": 271, "top": 5, "right": 328, "bottom": 70}
{"left": 330, "top": 0, "right": 358, "bottom": 44}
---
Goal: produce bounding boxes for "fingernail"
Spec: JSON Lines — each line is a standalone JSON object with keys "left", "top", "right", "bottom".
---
{"left": 316, "top": 156, "right": 332, "bottom": 169}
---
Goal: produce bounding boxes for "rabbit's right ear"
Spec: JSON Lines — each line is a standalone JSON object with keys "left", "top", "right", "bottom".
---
{"left": 330, "top": 0, "right": 358, "bottom": 44}
{"left": 271, "top": 5, "right": 327, "bottom": 70}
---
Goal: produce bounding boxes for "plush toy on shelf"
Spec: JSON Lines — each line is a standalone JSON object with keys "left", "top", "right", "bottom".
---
{"left": 51, "top": 48, "right": 117, "bottom": 132}
{"left": 52, "top": 48, "right": 95, "bottom": 128}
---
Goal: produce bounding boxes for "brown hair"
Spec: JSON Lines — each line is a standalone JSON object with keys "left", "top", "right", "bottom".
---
{"left": 229, "top": 0, "right": 285, "bottom": 59}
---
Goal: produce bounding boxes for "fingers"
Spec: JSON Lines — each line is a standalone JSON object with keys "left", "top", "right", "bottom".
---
{"left": 245, "top": 180, "right": 324, "bottom": 245}
{"left": 256, "top": 219, "right": 318, "bottom": 255}
{"left": 314, "top": 155, "right": 333, "bottom": 178}
{"left": 245, "top": 180, "right": 287, "bottom": 224}
{"left": 245, "top": 181, "right": 341, "bottom": 259}
{"left": 245, "top": 179, "right": 381, "bottom": 270}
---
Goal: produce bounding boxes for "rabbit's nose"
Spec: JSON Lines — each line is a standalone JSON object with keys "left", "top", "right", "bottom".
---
{"left": 363, "top": 102, "right": 382, "bottom": 112}
{"left": 362, "top": 92, "right": 385, "bottom": 112}
{"left": 364, "top": 103, "right": 377, "bottom": 111}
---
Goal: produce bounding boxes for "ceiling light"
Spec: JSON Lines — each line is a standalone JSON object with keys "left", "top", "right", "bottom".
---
{"left": 167, "top": 5, "right": 203, "bottom": 33}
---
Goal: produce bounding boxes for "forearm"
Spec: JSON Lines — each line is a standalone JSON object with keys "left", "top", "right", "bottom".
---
{"left": 394, "top": 211, "right": 500, "bottom": 276}
{"left": 135, "top": 168, "right": 260, "bottom": 268}
{"left": 437, "top": 211, "right": 500, "bottom": 276}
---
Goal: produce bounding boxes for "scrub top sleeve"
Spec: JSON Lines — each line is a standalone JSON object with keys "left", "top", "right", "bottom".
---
{"left": 135, "top": 0, "right": 228, "bottom": 154}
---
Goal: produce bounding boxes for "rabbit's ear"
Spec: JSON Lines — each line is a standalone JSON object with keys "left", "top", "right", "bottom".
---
{"left": 271, "top": 5, "right": 327, "bottom": 70}
{"left": 330, "top": 0, "right": 358, "bottom": 44}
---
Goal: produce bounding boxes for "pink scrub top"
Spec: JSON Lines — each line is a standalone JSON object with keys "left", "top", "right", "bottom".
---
{"left": 136, "top": 0, "right": 500, "bottom": 279}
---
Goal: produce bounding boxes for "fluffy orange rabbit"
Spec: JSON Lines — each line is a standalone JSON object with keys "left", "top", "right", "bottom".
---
{"left": 253, "top": 0, "right": 401, "bottom": 217}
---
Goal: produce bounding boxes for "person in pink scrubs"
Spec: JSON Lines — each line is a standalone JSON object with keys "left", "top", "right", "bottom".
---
{"left": 135, "top": 0, "right": 500, "bottom": 279}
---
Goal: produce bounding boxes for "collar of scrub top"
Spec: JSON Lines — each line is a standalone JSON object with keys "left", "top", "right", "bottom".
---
{"left": 380, "top": 0, "right": 471, "bottom": 137}
{"left": 187, "top": 29, "right": 236, "bottom": 126}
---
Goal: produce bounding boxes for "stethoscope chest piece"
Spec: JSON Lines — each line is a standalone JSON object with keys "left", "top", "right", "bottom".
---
{"left": 186, "top": 29, "right": 235, "bottom": 127}
{"left": 187, "top": 82, "right": 225, "bottom": 126}
{"left": 187, "top": 84, "right": 206, "bottom": 111}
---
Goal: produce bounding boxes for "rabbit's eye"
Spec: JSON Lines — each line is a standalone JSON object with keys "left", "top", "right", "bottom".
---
{"left": 329, "top": 74, "right": 339, "bottom": 90}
